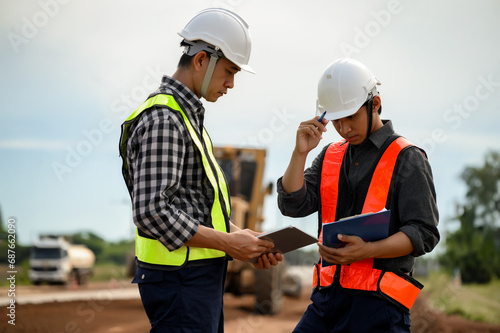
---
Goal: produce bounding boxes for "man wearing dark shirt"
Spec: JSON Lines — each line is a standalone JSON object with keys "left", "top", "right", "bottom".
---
{"left": 277, "top": 58, "right": 439, "bottom": 332}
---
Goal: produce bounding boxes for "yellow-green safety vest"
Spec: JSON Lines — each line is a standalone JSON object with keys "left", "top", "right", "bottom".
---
{"left": 119, "top": 94, "right": 231, "bottom": 267}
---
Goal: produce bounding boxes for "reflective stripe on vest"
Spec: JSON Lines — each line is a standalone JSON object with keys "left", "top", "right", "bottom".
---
{"left": 313, "top": 137, "right": 422, "bottom": 311}
{"left": 120, "top": 94, "right": 230, "bottom": 267}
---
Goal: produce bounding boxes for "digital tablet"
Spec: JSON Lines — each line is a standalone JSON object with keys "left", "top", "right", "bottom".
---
{"left": 258, "top": 225, "right": 318, "bottom": 255}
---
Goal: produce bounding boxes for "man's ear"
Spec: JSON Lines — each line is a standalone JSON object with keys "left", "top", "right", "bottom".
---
{"left": 192, "top": 51, "right": 208, "bottom": 72}
{"left": 372, "top": 95, "right": 381, "bottom": 114}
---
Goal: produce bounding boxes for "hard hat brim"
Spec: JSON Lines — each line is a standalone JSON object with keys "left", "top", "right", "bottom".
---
{"left": 238, "top": 63, "right": 255, "bottom": 74}
{"left": 316, "top": 108, "right": 358, "bottom": 121}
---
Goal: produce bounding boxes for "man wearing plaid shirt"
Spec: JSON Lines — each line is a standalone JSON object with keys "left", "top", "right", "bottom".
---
{"left": 119, "top": 8, "right": 282, "bottom": 333}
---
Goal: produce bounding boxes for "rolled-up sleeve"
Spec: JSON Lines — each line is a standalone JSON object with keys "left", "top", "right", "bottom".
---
{"left": 276, "top": 178, "right": 311, "bottom": 216}
{"left": 394, "top": 147, "right": 440, "bottom": 257}
{"left": 277, "top": 146, "right": 328, "bottom": 218}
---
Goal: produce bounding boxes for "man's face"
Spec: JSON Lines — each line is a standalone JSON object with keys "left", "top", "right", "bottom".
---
{"left": 331, "top": 106, "right": 368, "bottom": 146}
{"left": 204, "top": 57, "right": 240, "bottom": 102}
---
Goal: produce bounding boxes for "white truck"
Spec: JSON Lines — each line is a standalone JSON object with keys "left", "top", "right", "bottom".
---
{"left": 29, "top": 236, "right": 95, "bottom": 285}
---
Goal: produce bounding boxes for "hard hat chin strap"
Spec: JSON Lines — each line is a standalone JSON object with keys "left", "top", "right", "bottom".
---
{"left": 363, "top": 97, "right": 374, "bottom": 146}
{"left": 200, "top": 51, "right": 220, "bottom": 99}
{"left": 181, "top": 40, "right": 222, "bottom": 99}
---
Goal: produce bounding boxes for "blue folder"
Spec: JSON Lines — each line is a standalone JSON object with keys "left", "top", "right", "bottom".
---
{"left": 322, "top": 209, "right": 391, "bottom": 267}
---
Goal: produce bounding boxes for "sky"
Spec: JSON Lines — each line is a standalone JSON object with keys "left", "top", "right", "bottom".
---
{"left": 1, "top": 0, "right": 499, "bottom": 251}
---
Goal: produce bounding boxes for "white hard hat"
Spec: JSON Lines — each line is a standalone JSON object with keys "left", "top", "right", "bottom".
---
{"left": 316, "top": 58, "right": 381, "bottom": 121}
{"left": 178, "top": 8, "right": 254, "bottom": 74}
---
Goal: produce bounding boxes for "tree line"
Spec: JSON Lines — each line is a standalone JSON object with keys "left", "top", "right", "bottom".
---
{"left": 1, "top": 150, "right": 499, "bottom": 284}
{"left": 439, "top": 150, "right": 500, "bottom": 283}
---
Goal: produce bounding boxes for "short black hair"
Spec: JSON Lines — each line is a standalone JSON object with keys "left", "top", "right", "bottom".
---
{"left": 363, "top": 96, "right": 382, "bottom": 115}
{"left": 177, "top": 40, "right": 225, "bottom": 69}
{"left": 177, "top": 40, "right": 196, "bottom": 68}
{"left": 177, "top": 53, "right": 194, "bottom": 68}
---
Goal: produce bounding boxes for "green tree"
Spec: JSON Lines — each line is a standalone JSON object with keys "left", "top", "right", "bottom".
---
{"left": 440, "top": 151, "right": 500, "bottom": 283}
{"left": 71, "top": 231, "right": 106, "bottom": 257}
{"left": 98, "top": 239, "right": 134, "bottom": 265}
{"left": 0, "top": 207, "right": 7, "bottom": 264}
{"left": 0, "top": 205, "right": 6, "bottom": 233}
{"left": 70, "top": 232, "right": 134, "bottom": 265}
{"left": 0, "top": 208, "right": 31, "bottom": 265}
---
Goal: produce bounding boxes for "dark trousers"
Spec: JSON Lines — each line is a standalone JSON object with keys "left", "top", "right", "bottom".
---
{"left": 293, "top": 285, "right": 411, "bottom": 333}
{"left": 132, "top": 261, "right": 226, "bottom": 333}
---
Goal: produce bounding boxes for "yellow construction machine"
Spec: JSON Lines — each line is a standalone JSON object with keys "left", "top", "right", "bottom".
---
{"left": 214, "top": 146, "right": 301, "bottom": 315}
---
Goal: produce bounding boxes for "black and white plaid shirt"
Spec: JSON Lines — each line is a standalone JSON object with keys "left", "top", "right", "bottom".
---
{"left": 124, "top": 76, "right": 214, "bottom": 251}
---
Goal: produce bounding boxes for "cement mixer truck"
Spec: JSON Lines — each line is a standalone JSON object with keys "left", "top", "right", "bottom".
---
{"left": 29, "top": 235, "right": 95, "bottom": 285}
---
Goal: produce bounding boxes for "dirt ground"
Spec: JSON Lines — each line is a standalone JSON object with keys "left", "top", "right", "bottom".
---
{"left": 2, "top": 283, "right": 500, "bottom": 333}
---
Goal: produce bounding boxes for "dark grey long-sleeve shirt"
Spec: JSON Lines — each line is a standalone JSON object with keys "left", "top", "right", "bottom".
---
{"left": 277, "top": 120, "right": 440, "bottom": 274}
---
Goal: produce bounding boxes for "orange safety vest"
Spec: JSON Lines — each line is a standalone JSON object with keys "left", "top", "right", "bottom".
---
{"left": 313, "top": 137, "right": 423, "bottom": 312}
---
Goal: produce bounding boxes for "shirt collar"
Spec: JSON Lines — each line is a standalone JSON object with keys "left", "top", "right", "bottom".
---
{"left": 368, "top": 120, "right": 395, "bottom": 149}
{"left": 159, "top": 75, "right": 203, "bottom": 112}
